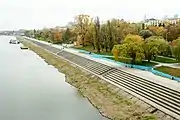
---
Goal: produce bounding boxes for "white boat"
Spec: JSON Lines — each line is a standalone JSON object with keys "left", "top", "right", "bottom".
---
{"left": 9, "top": 39, "right": 20, "bottom": 44}
{"left": 20, "top": 46, "right": 28, "bottom": 49}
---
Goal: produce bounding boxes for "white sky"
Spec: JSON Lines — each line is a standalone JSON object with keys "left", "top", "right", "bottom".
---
{"left": 0, "top": 0, "right": 180, "bottom": 30}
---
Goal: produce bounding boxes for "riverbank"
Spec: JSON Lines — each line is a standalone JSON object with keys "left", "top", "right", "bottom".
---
{"left": 20, "top": 39, "right": 157, "bottom": 120}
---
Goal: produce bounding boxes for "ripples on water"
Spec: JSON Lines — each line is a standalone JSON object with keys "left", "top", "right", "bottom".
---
{"left": 0, "top": 36, "right": 107, "bottom": 120}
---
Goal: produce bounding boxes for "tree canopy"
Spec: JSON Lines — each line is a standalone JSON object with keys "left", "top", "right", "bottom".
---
{"left": 24, "top": 14, "right": 180, "bottom": 63}
{"left": 171, "top": 39, "right": 180, "bottom": 62}
{"left": 139, "top": 30, "right": 152, "bottom": 39}
{"left": 144, "top": 36, "right": 166, "bottom": 62}
{"left": 113, "top": 34, "right": 144, "bottom": 64}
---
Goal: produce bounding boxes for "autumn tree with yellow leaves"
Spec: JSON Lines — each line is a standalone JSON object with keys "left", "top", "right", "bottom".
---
{"left": 52, "top": 30, "right": 62, "bottom": 44}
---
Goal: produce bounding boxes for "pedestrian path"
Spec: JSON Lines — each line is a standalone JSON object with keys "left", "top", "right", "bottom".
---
{"left": 67, "top": 49, "right": 180, "bottom": 91}
{"left": 158, "top": 55, "right": 176, "bottom": 60}
{"left": 152, "top": 60, "right": 180, "bottom": 69}
{"left": 24, "top": 37, "right": 180, "bottom": 91}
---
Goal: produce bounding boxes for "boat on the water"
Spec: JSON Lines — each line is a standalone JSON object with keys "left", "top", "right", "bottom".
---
{"left": 9, "top": 39, "right": 20, "bottom": 44}
{"left": 20, "top": 46, "right": 28, "bottom": 50}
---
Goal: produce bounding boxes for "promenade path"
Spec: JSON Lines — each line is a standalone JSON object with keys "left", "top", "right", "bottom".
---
{"left": 24, "top": 37, "right": 180, "bottom": 92}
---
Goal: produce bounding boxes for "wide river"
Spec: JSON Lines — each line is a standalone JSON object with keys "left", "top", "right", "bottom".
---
{"left": 0, "top": 36, "right": 107, "bottom": 120}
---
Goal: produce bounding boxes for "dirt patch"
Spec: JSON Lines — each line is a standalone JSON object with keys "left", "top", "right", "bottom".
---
{"left": 21, "top": 39, "right": 158, "bottom": 120}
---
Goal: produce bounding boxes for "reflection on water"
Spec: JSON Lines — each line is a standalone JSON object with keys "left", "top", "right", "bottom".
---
{"left": 0, "top": 36, "right": 107, "bottom": 120}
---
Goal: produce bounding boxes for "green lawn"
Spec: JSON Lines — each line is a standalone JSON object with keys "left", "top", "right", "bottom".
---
{"left": 106, "top": 57, "right": 157, "bottom": 66}
{"left": 72, "top": 46, "right": 177, "bottom": 65}
{"left": 154, "top": 56, "right": 178, "bottom": 63}
{"left": 155, "top": 66, "right": 180, "bottom": 77}
{"left": 72, "top": 46, "right": 113, "bottom": 56}
{"left": 36, "top": 37, "right": 46, "bottom": 41}
{"left": 137, "top": 61, "right": 157, "bottom": 66}
{"left": 106, "top": 57, "right": 131, "bottom": 63}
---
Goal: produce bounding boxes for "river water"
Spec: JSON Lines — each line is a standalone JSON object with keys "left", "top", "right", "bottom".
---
{"left": 0, "top": 36, "right": 107, "bottom": 120}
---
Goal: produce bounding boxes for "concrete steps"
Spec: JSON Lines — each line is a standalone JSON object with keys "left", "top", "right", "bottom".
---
{"left": 26, "top": 38, "right": 180, "bottom": 120}
{"left": 58, "top": 51, "right": 113, "bottom": 75}
{"left": 103, "top": 70, "right": 180, "bottom": 119}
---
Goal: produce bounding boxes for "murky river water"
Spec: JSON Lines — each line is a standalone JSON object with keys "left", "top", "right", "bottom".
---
{"left": 0, "top": 36, "right": 107, "bottom": 120}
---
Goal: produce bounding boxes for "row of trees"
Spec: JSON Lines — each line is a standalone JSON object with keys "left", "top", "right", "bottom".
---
{"left": 25, "top": 14, "right": 180, "bottom": 63}
{"left": 25, "top": 15, "right": 141, "bottom": 50}
{"left": 112, "top": 35, "right": 179, "bottom": 64}
{"left": 25, "top": 27, "right": 76, "bottom": 44}
{"left": 26, "top": 28, "right": 63, "bottom": 44}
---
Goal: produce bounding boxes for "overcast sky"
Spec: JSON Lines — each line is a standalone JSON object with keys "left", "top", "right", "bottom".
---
{"left": 0, "top": 0, "right": 180, "bottom": 30}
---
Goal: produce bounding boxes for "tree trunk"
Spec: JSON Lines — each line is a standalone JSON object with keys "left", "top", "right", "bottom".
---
{"left": 131, "top": 54, "right": 136, "bottom": 64}
{"left": 105, "top": 41, "right": 108, "bottom": 52}
{"left": 92, "top": 43, "right": 95, "bottom": 50}
{"left": 105, "top": 47, "right": 108, "bottom": 52}
{"left": 97, "top": 43, "right": 100, "bottom": 53}
{"left": 109, "top": 37, "right": 113, "bottom": 51}
{"left": 94, "top": 17, "right": 101, "bottom": 53}
{"left": 101, "top": 44, "right": 104, "bottom": 51}
{"left": 147, "top": 55, "right": 151, "bottom": 62}
{"left": 82, "top": 37, "right": 85, "bottom": 47}
{"left": 153, "top": 54, "right": 156, "bottom": 60}
{"left": 97, "top": 48, "right": 100, "bottom": 53}
{"left": 131, "top": 58, "right": 135, "bottom": 64}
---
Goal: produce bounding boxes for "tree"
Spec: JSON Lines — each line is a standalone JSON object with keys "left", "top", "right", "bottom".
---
{"left": 74, "top": 14, "right": 91, "bottom": 47}
{"left": 25, "top": 30, "right": 34, "bottom": 37}
{"left": 85, "top": 21, "right": 95, "bottom": 49}
{"left": 62, "top": 28, "right": 72, "bottom": 43}
{"left": 142, "top": 23, "right": 145, "bottom": 30}
{"left": 156, "top": 38, "right": 169, "bottom": 56}
{"left": 122, "top": 23, "right": 139, "bottom": 36}
{"left": 110, "top": 19, "right": 137, "bottom": 44}
{"left": 112, "top": 45, "right": 119, "bottom": 61}
{"left": 101, "top": 24, "right": 109, "bottom": 52}
{"left": 52, "top": 30, "right": 62, "bottom": 44}
{"left": 40, "top": 28, "right": 52, "bottom": 41}
{"left": 171, "top": 39, "right": 180, "bottom": 62}
{"left": 165, "top": 25, "right": 179, "bottom": 42}
{"left": 69, "top": 27, "right": 78, "bottom": 43}
{"left": 156, "top": 27, "right": 166, "bottom": 36}
{"left": 94, "top": 17, "right": 101, "bottom": 53}
{"left": 139, "top": 30, "right": 153, "bottom": 39}
{"left": 34, "top": 30, "right": 42, "bottom": 39}
{"left": 113, "top": 34, "right": 144, "bottom": 64}
{"left": 148, "top": 26, "right": 158, "bottom": 35}
{"left": 33, "top": 29, "right": 36, "bottom": 38}
{"left": 144, "top": 36, "right": 164, "bottom": 62}
{"left": 107, "top": 20, "right": 114, "bottom": 51}
{"left": 171, "top": 38, "right": 180, "bottom": 46}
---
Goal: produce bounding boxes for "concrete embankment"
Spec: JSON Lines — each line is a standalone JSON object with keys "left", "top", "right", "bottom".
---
{"left": 20, "top": 39, "right": 158, "bottom": 120}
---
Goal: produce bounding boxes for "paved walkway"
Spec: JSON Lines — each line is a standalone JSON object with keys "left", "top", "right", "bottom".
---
{"left": 158, "top": 55, "right": 176, "bottom": 60}
{"left": 167, "top": 63, "right": 180, "bottom": 68}
{"left": 155, "top": 63, "right": 180, "bottom": 69}
{"left": 24, "top": 37, "right": 180, "bottom": 91}
{"left": 64, "top": 48, "right": 180, "bottom": 91}
{"left": 152, "top": 60, "right": 180, "bottom": 69}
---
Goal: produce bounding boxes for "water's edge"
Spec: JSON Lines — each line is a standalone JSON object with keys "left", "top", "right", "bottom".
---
{"left": 20, "top": 39, "right": 158, "bottom": 120}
